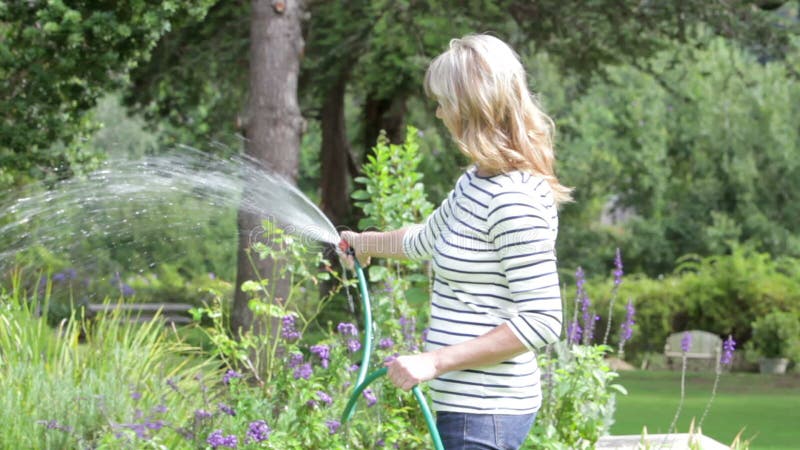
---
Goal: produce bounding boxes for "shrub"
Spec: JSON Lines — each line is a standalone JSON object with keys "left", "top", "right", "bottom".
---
{"left": 526, "top": 344, "right": 625, "bottom": 450}
{"left": 746, "top": 310, "right": 800, "bottom": 362}
{"left": 572, "top": 245, "right": 800, "bottom": 364}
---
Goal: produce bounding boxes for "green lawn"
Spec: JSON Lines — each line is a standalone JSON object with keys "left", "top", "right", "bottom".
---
{"left": 612, "top": 370, "right": 800, "bottom": 450}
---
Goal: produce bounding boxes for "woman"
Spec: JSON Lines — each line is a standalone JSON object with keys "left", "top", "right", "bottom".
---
{"left": 341, "top": 34, "right": 571, "bottom": 450}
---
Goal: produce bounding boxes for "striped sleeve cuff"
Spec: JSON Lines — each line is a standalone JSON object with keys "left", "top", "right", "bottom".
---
{"left": 507, "top": 314, "right": 560, "bottom": 352}
{"left": 402, "top": 224, "right": 428, "bottom": 260}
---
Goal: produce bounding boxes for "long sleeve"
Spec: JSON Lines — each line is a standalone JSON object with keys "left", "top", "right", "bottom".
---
{"left": 486, "top": 190, "right": 562, "bottom": 352}
{"left": 402, "top": 190, "right": 454, "bottom": 261}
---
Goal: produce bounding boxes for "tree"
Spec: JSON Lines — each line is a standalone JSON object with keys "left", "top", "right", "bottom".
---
{"left": 231, "top": 0, "right": 306, "bottom": 336}
{"left": 547, "top": 36, "right": 800, "bottom": 276}
{"left": 0, "top": 1, "right": 215, "bottom": 187}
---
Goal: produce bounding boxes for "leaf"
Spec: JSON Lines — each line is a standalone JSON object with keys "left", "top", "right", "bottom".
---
{"left": 609, "top": 383, "right": 628, "bottom": 395}
{"left": 240, "top": 280, "right": 261, "bottom": 292}
{"left": 351, "top": 190, "right": 370, "bottom": 200}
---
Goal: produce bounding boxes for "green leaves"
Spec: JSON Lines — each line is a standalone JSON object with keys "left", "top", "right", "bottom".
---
{"left": 352, "top": 126, "right": 434, "bottom": 231}
{"left": 0, "top": 1, "right": 218, "bottom": 186}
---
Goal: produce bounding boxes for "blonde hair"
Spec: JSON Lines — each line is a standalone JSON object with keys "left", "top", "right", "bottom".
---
{"left": 424, "top": 34, "right": 572, "bottom": 205}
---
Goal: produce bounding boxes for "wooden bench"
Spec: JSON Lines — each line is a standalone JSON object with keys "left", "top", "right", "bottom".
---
{"left": 664, "top": 330, "right": 722, "bottom": 371}
{"left": 87, "top": 303, "right": 195, "bottom": 325}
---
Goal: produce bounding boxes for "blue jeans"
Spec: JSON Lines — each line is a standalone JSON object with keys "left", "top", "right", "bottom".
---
{"left": 435, "top": 411, "right": 537, "bottom": 450}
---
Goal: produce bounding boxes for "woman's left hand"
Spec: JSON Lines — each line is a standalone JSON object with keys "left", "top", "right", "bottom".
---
{"left": 385, "top": 352, "right": 439, "bottom": 391}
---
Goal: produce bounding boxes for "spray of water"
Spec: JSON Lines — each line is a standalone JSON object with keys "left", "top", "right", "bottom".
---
{"left": 0, "top": 148, "right": 341, "bottom": 276}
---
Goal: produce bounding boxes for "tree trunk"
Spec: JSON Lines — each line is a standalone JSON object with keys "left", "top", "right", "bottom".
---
{"left": 231, "top": 0, "right": 305, "bottom": 337}
{"left": 362, "top": 92, "right": 407, "bottom": 152}
{"left": 320, "top": 74, "right": 351, "bottom": 228}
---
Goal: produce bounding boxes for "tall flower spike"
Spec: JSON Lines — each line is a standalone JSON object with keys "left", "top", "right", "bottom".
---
{"left": 613, "top": 248, "right": 624, "bottom": 287}
{"left": 681, "top": 332, "right": 692, "bottom": 353}
{"left": 580, "top": 291, "right": 594, "bottom": 345}
{"left": 620, "top": 300, "right": 635, "bottom": 342}
{"left": 721, "top": 335, "right": 736, "bottom": 366}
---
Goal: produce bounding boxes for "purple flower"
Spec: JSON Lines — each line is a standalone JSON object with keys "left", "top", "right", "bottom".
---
{"left": 379, "top": 338, "right": 394, "bottom": 349}
{"left": 567, "top": 320, "right": 582, "bottom": 345}
{"left": 207, "top": 430, "right": 238, "bottom": 448}
{"left": 281, "top": 315, "right": 301, "bottom": 341}
{"left": 246, "top": 420, "right": 271, "bottom": 443}
{"left": 218, "top": 403, "right": 236, "bottom": 416}
{"left": 130, "top": 391, "right": 142, "bottom": 401}
{"left": 166, "top": 378, "right": 179, "bottom": 392}
{"left": 399, "top": 315, "right": 417, "bottom": 344}
{"left": 337, "top": 322, "right": 358, "bottom": 336}
{"left": 346, "top": 338, "right": 361, "bottom": 353}
{"left": 681, "top": 331, "right": 692, "bottom": 353}
{"left": 37, "top": 420, "right": 73, "bottom": 432}
{"left": 120, "top": 283, "right": 135, "bottom": 297}
{"left": 223, "top": 369, "right": 243, "bottom": 385}
{"left": 384, "top": 353, "right": 399, "bottom": 364}
{"left": 145, "top": 419, "right": 164, "bottom": 430}
{"left": 293, "top": 363, "right": 313, "bottom": 380}
{"left": 317, "top": 390, "right": 333, "bottom": 405}
{"left": 347, "top": 364, "right": 359, "bottom": 372}
{"left": 153, "top": 404, "right": 168, "bottom": 414}
{"left": 613, "top": 248, "right": 624, "bottom": 286}
{"left": 326, "top": 419, "right": 341, "bottom": 434}
{"left": 575, "top": 266, "right": 586, "bottom": 292}
{"left": 579, "top": 278, "right": 595, "bottom": 345}
{"left": 288, "top": 352, "right": 304, "bottom": 368}
{"left": 721, "top": 335, "right": 736, "bottom": 366}
{"left": 195, "top": 409, "right": 213, "bottom": 420}
{"left": 619, "top": 300, "right": 635, "bottom": 342}
{"left": 363, "top": 388, "right": 377, "bottom": 407}
{"left": 126, "top": 423, "right": 148, "bottom": 439}
{"left": 310, "top": 344, "right": 330, "bottom": 368}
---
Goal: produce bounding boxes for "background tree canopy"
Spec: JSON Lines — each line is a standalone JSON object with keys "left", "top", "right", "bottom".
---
{"left": 1, "top": 0, "right": 799, "bottom": 285}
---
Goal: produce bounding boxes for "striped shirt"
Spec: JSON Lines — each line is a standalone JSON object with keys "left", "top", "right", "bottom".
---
{"left": 402, "top": 165, "right": 562, "bottom": 415}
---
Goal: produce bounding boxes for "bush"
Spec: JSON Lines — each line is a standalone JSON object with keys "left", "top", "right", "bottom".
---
{"left": 746, "top": 311, "right": 800, "bottom": 362}
{"left": 570, "top": 246, "right": 800, "bottom": 364}
{"left": 526, "top": 344, "right": 625, "bottom": 450}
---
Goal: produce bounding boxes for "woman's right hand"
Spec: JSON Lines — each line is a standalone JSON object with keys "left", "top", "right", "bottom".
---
{"left": 339, "top": 230, "right": 372, "bottom": 269}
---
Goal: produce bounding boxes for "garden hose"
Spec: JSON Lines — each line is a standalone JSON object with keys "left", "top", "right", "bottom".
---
{"left": 338, "top": 242, "right": 443, "bottom": 450}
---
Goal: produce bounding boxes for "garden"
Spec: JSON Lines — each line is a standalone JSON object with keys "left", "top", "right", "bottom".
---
{"left": 2, "top": 2, "right": 800, "bottom": 450}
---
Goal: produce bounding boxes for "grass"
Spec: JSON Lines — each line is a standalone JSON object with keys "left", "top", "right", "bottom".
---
{"left": 0, "top": 287, "right": 218, "bottom": 449}
{"left": 612, "top": 370, "right": 800, "bottom": 450}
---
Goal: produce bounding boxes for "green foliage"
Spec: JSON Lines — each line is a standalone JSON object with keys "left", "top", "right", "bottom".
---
{"left": 193, "top": 222, "right": 345, "bottom": 382}
{"left": 553, "top": 36, "right": 800, "bottom": 275}
{"left": 352, "top": 126, "right": 434, "bottom": 231}
{"left": 350, "top": 124, "right": 435, "bottom": 338}
{"left": 124, "top": 1, "right": 247, "bottom": 151}
{"left": 746, "top": 310, "right": 800, "bottom": 361}
{"left": 573, "top": 246, "right": 800, "bottom": 363}
{"left": 0, "top": 284, "right": 215, "bottom": 449}
{"left": 526, "top": 343, "right": 625, "bottom": 449}
{"left": 189, "top": 219, "right": 434, "bottom": 448}
{"left": 0, "top": 1, "right": 217, "bottom": 185}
